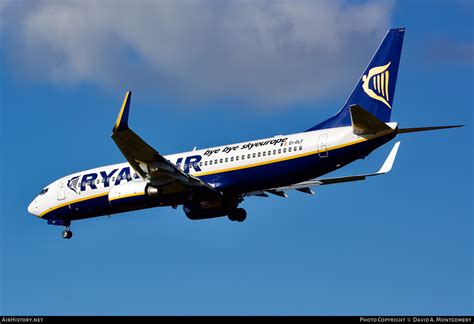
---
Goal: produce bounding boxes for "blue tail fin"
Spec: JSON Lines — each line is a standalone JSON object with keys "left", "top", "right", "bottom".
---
{"left": 307, "top": 28, "right": 405, "bottom": 131}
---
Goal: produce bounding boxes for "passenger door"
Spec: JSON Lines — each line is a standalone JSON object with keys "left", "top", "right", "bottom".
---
{"left": 57, "top": 180, "right": 66, "bottom": 201}
{"left": 318, "top": 133, "right": 329, "bottom": 158}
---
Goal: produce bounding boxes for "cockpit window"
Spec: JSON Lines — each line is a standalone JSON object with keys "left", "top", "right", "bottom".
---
{"left": 39, "top": 188, "right": 48, "bottom": 195}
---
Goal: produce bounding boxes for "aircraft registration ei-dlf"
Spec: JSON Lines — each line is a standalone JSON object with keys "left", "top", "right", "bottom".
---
{"left": 28, "top": 28, "right": 462, "bottom": 239}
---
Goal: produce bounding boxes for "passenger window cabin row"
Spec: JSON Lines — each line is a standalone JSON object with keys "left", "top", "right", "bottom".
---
{"left": 188, "top": 145, "right": 304, "bottom": 169}
{"left": 81, "top": 144, "right": 304, "bottom": 188}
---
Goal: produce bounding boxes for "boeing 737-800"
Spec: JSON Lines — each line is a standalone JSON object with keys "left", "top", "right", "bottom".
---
{"left": 27, "top": 28, "right": 462, "bottom": 239}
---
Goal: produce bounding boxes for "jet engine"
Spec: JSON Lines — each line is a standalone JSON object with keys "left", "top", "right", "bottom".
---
{"left": 183, "top": 198, "right": 231, "bottom": 220}
{"left": 108, "top": 181, "right": 159, "bottom": 207}
{"left": 183, "top": 199, "right": 245, "bottom": 221}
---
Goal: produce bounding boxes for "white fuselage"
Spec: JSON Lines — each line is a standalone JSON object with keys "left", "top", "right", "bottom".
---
{"left": 28, "top": 123, "right": 397, "bottom": 219}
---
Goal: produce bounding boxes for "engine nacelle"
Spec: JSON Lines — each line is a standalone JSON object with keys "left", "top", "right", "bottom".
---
{"left": 183, "top": 200, "right": 234, "bottom": 220}
{"left": 108, "top": 181, "right": 158, "bottom": 207}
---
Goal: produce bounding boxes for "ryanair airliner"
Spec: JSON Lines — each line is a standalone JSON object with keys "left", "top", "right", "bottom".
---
{"left": 28, "top": 28, "right": 462, "bottom": 239}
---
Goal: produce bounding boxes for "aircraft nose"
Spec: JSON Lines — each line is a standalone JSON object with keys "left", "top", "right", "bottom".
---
{"left": 28, "top": 199, "right": 39, "bottom": 216}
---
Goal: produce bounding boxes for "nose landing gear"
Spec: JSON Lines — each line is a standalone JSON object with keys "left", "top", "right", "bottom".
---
{"left": 47, "top": 219, "right": 73, "bottom": 239}
{"left": 62, "top": 226, "right": 73, "bottom": 239}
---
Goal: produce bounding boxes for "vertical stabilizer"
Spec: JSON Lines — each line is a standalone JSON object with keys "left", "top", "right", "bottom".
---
{"left": 307, "top": 28, "right": 405, "bottom": 131}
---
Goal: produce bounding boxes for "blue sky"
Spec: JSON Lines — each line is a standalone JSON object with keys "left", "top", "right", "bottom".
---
{"left": 0, "top": 0, "right": 472, "bottom": 316}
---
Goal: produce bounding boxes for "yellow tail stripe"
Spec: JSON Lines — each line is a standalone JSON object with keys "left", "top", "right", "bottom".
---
{"left": 381, "top": 71, "right": 385, "bottom": 97}
{"left": 377, "top": 74, "right": 381, "bottom": 94}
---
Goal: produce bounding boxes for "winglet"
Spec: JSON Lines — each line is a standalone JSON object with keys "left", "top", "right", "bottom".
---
{"left": 113, "top": 91, "right": 132, "bottom": 132}
{"left": 377, "top": 141, "right": 400, "bottom": 174}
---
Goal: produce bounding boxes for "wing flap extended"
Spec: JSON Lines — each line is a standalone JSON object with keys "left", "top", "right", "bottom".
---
{"left": 296, "top": 188, "right": 315, "bottom": 195}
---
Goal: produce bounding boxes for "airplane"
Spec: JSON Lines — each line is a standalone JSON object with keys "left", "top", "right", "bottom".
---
{"left": 28, "top": 28, "right": 462, "bottom": 239}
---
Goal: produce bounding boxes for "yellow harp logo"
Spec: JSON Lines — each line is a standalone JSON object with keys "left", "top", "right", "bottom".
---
{"left": 362, "top": 62, "right": 391, "bottom": 109}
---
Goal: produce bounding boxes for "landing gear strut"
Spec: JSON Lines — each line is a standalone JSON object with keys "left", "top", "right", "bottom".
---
{"left": 62, "top": 226, "right": 73, "bottom": 239}
{"left": 228, "top": 208, "right": 247, "bottom": 222}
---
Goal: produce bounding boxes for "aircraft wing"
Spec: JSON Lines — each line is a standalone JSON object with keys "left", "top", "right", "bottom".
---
{"left": 246, "top": 141, "right": 400, "bottom": 197}
{"left": 111, "top": 92, "right": 218, "bottom": 197}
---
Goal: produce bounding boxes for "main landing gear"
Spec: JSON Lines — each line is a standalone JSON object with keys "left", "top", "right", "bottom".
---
{"left": 62, "top": 226, "right": 73, "bottom": 239}
{"left": 228, "top": 208, "right": 247, "bottom": 222}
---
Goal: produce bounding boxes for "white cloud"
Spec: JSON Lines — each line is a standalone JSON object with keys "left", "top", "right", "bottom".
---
{"left": 2, "top": 0, "right": 393, "bottom": 108}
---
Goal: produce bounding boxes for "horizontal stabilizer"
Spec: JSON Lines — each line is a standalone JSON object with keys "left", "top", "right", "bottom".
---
{"left": 398, "top": 125, "right": 463, "bottom": 134}
{"left": 350, "top": 105, "right": 391, "bottom": 135}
